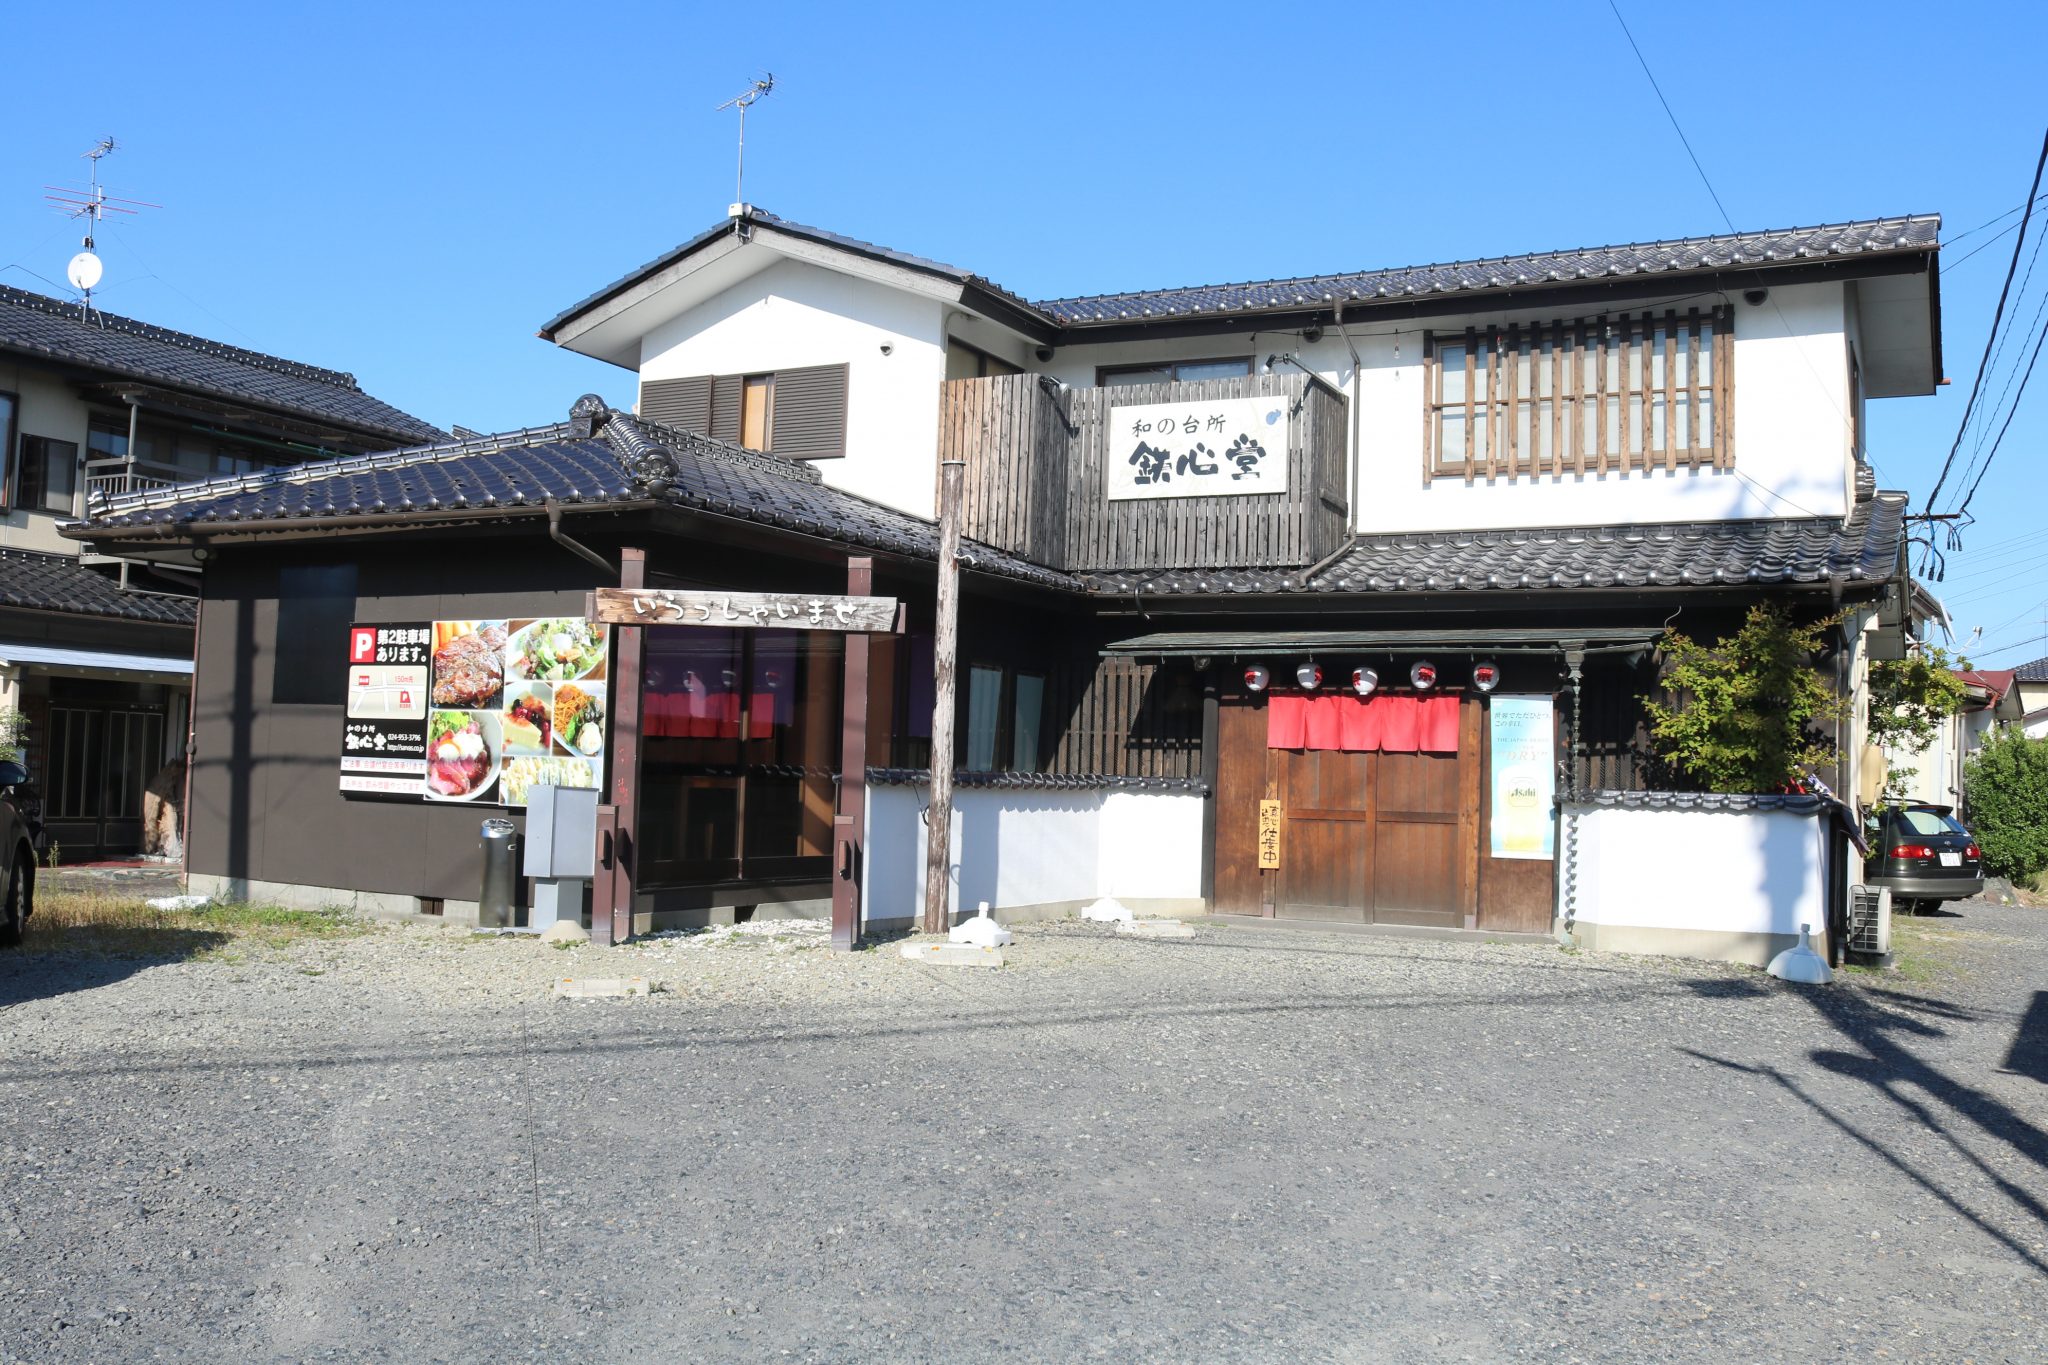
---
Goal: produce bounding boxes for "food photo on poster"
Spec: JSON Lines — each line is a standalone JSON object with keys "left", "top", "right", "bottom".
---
{"left": 340, "top": 615, "right": 609, "bottom": 807}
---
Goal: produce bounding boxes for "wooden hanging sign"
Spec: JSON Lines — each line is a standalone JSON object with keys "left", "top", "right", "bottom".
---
{"left": 587, "top": 588, "right": 900, "bottom": 633}
{"left": 1257, "top": 800, "right": 1283, "bottom": 869}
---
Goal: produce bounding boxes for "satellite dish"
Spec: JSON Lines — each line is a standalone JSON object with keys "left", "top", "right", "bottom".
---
{"left": 66, "top": 250, "right": 104, "bottom": 291}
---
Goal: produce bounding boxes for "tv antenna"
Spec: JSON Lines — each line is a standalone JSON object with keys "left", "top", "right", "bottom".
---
{"left": 714, "top": 74, "right": 775, "bottom": 210}
{"left": 43, "top": 137, "right": 159, "bottom": 317}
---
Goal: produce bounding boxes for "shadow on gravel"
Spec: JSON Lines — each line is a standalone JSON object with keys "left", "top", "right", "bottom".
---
{"left": 1682, "top": 980, "right": 2048, "bottom": 1277}
{"left": 2002, "top": 991, "right": 2048, "bottom": 1084}
{"left": 0, "top": 929, "right": 232, "bottom": 1009}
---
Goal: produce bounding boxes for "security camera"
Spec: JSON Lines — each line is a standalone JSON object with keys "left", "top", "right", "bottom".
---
{"left": 1302, "top": 325, "right": 1324, "bottom": 344}
{"left": 1743, "top": 288, "right": 1769, "bottom": 307}
{"left": 879, "top": 342, "right": 894, "bottom": 356}
{"left": 1034, "top": 344, "right": 1055, "bottom": 363}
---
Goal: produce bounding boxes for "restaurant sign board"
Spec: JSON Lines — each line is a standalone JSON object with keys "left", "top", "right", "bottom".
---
{"left": 1105, "top": 395, "right": 1289, "bottom": 501}
{"left": 588, "top": 588, "right": 898, "bottom": 632}
{"left": 340, "top": 617, "right": 611, "bottom": 808}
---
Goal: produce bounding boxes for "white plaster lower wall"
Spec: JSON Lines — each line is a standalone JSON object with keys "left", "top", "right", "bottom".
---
{"left": 862, "top": 785, "right": 1205, "bottom": 924}
{"left": 1567, "top": 805, "right": 1825, "bottom": 942}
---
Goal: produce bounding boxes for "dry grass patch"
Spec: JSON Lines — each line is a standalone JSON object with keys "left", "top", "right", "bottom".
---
{"left": 21, "top": 886, "right": 366, "bottom": 961}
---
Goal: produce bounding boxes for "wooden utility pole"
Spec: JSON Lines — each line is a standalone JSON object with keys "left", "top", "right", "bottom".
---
{"left": 923, "top": 457, "right": 965, "bottom": 934}
{"left": 831, "top": 556, "right": 874, "bottom": 951}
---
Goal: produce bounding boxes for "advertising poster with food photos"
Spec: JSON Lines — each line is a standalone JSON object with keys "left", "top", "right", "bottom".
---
{"left": 339, "top": 617, "right": 609, "bottom": 807}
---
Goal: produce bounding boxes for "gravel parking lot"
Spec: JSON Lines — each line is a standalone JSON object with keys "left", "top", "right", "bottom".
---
{"left": 2, "top": 901, "right": 2045, "bottom": 1362}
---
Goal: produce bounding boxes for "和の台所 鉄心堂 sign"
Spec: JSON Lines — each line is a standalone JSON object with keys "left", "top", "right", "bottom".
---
{"left": 1106, "top": 395, "right": 1289, "bottom": 501}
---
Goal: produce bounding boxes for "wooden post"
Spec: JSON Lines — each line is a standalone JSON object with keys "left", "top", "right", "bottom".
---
{"left": 923, "top": 458, "right": 964, "bottom": 934}
{"left": 597, "top": 546, "right": 647, "bottom": 946}
{"left": 832, "top": 556, "right": 873, "bottom": 951}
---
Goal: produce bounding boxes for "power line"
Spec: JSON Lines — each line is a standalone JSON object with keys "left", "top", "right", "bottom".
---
{"left": 1927, "top": 125, "right": 2048, "bottom": 510}
{"left": 1945, "top": 191, "right": 2048, "bottom": 248}
{"left": 1955, "top": 313, "right": 2048, "bottom": 517}
{"left": 1605, "top": 1, "right": 1735, "bottom": 231}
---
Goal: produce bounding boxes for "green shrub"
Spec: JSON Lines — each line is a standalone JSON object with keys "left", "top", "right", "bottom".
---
{"left": 1642, "top": 604, "right": 1845, "bottom": 792}
{"left": 1962, "top": 729, "right": 2048, "bottom": 881}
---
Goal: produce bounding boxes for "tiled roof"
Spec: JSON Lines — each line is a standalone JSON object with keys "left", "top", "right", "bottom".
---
{"left": 0, "top": 549, "right": 195, "bottom": 625}
{"left": 540, "top": 209, "right": 1046, "bottom": 340}
{"left": 547, "top": 209, "right": 1941, "bottom": 342}
{"left": 866, "top": 769, "right": 1207, "bottom": 793}
{"left": 1079, "top": 495, "right": 1907, "bottom": 597}
{"left": 1034, "top": 216, "right": 1942, "bottom": 325}
{"left": 0, "top": 284, "right": 446, "bottom": 447}
{"left": 2012, "top": 656, "right": 2048, "bottom": 683}
{"left": 70, "top": 400, "right": 1079, "bottom": 593}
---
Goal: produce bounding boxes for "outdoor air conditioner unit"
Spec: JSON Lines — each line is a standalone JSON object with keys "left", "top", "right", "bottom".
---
{"left": 1847, "top": 883, "right": 1893, "bottom": 958}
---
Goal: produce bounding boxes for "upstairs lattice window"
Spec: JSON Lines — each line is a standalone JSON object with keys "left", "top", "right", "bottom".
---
{"left": 1425, "top": 308, "right": 1732, "bottom": 481}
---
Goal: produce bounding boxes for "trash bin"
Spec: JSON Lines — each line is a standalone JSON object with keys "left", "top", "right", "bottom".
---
{"left": 479, "top": 818, "right": 518, "bottom": 928}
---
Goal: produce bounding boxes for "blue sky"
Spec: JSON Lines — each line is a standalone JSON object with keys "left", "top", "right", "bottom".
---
{"left": 4, "top": 1, "right": 2045, "bottom": 664}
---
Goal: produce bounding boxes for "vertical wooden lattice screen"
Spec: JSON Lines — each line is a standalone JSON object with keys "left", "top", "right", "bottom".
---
{"left": 1425, "top": 307, "right": 1733, "bottom": 481}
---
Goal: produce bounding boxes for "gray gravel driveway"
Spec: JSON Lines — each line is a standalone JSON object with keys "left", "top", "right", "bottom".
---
{"left": 2, "top": 905, "right": 2045, "bottom": 1362}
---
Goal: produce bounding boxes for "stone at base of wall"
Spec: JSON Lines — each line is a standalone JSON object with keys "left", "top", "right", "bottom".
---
{"left": 188, "top": 874, "right": 477, "bottom": 925}
{"left": 641, "top": 896, "right": 1209, "bottom": 937}
{"left": 1561, "top": 918, "right": 1829, "bottom": 969}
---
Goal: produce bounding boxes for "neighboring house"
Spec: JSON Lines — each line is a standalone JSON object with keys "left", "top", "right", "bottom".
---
{"left": 1956, "top": 668, "right": 2026, "bottom": 752}
{"left": 1, "top": 283, "right": 443, "bottom": 857}
{"left": 2012, "top": 655, "right": 2048, "bottom": 739}
{"left": 68, "top": 208, "right": 1936, "bottom": 965}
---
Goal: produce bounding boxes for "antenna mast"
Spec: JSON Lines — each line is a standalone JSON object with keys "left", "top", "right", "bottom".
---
{"left": 43, "top": 137, "right": 158, "bottom": 318}
{"left": 715, "top": 74, "right": 775, "bottom": 210}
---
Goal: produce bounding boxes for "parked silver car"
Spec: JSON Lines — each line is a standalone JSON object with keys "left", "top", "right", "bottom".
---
{"left": 0, "top": 760, "right": 41, "bottom": 947}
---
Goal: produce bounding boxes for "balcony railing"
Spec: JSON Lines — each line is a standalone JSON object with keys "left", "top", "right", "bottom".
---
{"left": 84, "top": 457, "right": 188, "bottom": 504}
{"left": 938, "top": 372, "right": 1349, "bottom": 574}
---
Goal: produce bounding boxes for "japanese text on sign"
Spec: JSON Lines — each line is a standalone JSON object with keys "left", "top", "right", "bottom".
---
{"left": 1106, "top": 395, "right": 1289, "bottom": 501}
{"left": 1258, "top": 800, "right": 1283, "bottom": 869}
{"left": 587, "top": 588, "right": 898, "bottom": 633}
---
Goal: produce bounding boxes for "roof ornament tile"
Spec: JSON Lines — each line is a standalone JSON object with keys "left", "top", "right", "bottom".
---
{"left": 597, "top": 408, "right": 683, "bottom": 496}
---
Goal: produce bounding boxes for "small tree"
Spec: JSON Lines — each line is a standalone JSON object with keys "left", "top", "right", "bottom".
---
{"left": 1642, "top": 603, "right": 1846, "bottom": 792}
{"left": 1962, "top": 729, "right": 2048, "bottom": 883}
{"left": 1867, "top": 647, "right": 1972, "bottom": 802}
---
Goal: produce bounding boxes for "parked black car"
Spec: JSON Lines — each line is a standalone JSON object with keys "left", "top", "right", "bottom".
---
{"left": 1864, "top": 803, "right": 1983, "bottom": 914}
{"left": 0, "top": 759, "right": 40, "bottom": 946}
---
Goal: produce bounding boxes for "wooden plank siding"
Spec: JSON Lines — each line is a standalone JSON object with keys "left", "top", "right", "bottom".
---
{"left": 1041, "top": 654, "right": 1203, "bottom": 780}
{"left": 939, "top": 372, "right": 1348, "bottom": 574}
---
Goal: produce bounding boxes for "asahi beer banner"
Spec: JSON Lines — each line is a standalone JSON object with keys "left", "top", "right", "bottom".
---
{"left": 340, "top": 618, "right": 610, "bottom": 807}
{"left": 1105, "top": 395, "right": 1289, "bottom": 501}
{"left": 1488, "top": 696, "right": 1556, "bottom": 861}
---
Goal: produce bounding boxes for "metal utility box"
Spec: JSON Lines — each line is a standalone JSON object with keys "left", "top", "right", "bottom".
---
{"left": 522, "top": 785, "right": 599, "bottom": 932}
{"left": 523, "top": 784, "right": 599, "bottom": 879}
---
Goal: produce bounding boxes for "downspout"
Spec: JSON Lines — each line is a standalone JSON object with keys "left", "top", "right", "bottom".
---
{"left": 1334, "top": 313, "right": 1364, "bottom": 537}
{"left": 545, "top": 498, "right": 617, "bottom": 577}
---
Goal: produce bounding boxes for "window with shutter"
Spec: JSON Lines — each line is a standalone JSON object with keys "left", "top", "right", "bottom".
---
{"left": 638, "top": 364, "right": 848, "bottom": 458}
{"left": 640, "top": 375, "right": 713, "bottom": 431}
{"left": 768, "top": 363, "right": 849, "bottom": 460}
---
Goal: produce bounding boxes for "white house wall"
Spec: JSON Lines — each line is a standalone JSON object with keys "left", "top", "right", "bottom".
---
{"left": 1048, "top": 282, "right": 1852, "bottom": 535}
{"left": 1564, "top": 804, "right": 1827, "bottom": 966}
{"left": 637, "top": 257, "right": 951, "bottom": 519}
{"left": 862, "top": 784, "right": 1206, "bottom": 926}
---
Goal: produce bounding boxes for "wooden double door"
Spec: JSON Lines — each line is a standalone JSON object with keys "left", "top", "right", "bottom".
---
{"left": 1216, "top": 697, "right": 1474, "bottom": 927}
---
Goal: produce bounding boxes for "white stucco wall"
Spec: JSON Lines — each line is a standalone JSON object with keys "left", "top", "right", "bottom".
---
{"left": 637, "top": 257, "right": 951, "bottom": 518}
{"left": 862, "top": 784, "right": 1206, "bottom": 924}
{"left": 1567, "top": 804, "right": 1826, "bottom": 942}
{"left": 1048, "top": 283, "right": 1852, "bottom": 534}
{"left": 633, "top": 253, "right": 1858, "bottom": 536}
